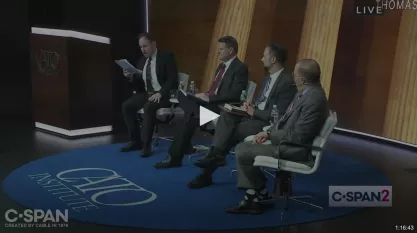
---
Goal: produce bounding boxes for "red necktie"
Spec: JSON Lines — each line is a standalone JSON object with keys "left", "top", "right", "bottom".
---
{"left": 207, "top": 64, "right": 226, "bottom": 96}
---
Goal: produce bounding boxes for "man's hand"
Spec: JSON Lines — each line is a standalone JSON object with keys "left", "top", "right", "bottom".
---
{"left": 149, "top": 93, "right": 162, "bottom": 103}
{"left": 243, "top": 102, "right": 254, "bottom": 116}
{"left": 253, "top": 132, "right": 269, "bottom": 144}
{"left": 123, "top": 69, "right": 131, "bottom": 77}
{"left": 123, "top": 69, "right": 133, "bottom": 82}
{"left": 195, "top": 93, "right": 209, "bottom": 102}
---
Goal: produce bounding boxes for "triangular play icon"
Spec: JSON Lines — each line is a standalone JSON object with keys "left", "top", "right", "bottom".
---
{"left": 199, "top": 106, "right": 220, "bottom": 126}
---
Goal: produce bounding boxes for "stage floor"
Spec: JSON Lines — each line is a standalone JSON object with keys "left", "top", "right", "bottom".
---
{"left": 1, "top": 119, "right": 416, "bottom": 233}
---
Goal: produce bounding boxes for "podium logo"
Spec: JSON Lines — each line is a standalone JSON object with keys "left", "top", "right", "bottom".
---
{"left": 329, "top": 186, "right": 392, "bottom": 207}
{"left": 36, "top": 50, "right": 60, "bottom": 76}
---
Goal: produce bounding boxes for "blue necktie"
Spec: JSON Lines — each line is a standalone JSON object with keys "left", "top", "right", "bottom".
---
{"left": 254, "top": 77, "right": 271, "bottom": 106}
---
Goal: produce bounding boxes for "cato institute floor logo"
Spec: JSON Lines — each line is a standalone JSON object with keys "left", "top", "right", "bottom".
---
{"left": 4, "top": 209, "right": 69, "bottom": 228}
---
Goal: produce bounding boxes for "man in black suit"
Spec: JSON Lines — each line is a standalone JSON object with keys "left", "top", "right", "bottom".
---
{"left": 187, "top": 43, "right": 297, "bottom": 189}
{"left": 225, "top": 59, "right": 329, "bottom": 214}
{"left": 154, "top": 36, "right": 249, "bottom": 168}
{"left": 120, "top": 33, "right": 178, "bottom": 156}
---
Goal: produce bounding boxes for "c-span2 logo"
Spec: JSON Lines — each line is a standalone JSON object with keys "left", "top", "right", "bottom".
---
{"left": 329, "top": 186, "right": 392, "bottom": 207}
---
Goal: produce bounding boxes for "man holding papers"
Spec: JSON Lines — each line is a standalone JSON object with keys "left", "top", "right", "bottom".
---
{"left": 188, "top": 43, "right": 297, "bottom": 189}
{"left": 120, "top": 33, "right": 178, "bottom": 157}
{"left": 154, "top": 36, "right": 248, "bottom": 168}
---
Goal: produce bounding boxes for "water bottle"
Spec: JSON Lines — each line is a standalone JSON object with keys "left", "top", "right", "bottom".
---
{"left": 240, "top": 90, "right": 247, "bottom": 105}
{"left": 271, "top": 105, "right": 279, "bottom": 126}
{"left": 189, "top": 81, "right": 196, "bottom": 95}
{"left": 175, "top": 81, "right": 184, "bottom": 98}
{"left": 178, "top": 81, "right": 184, "bottom": 91}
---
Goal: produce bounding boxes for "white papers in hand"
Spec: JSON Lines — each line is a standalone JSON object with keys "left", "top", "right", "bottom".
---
{"left": 115, "top": 59, "right": 142, "bottom": 74}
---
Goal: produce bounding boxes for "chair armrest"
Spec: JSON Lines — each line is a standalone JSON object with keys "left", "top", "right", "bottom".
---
{"left": 277, "top": 140, "right": 322, "bottom": 151}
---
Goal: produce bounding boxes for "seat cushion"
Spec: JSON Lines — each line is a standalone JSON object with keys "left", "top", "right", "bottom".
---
{"left": 253, "top": 156, "right": 312, "bottom": 172}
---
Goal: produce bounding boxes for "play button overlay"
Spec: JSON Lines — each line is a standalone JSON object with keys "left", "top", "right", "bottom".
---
{"left": 199, "top": 106, "right": 220, "bottom": 126}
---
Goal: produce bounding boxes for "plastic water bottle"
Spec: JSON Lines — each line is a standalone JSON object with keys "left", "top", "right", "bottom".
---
{"left": 178, "top": 81, "right": 184, "bottom": 91}
{"left": 240, "top": 90, "right": 247, "bottom": 105}
{"left": 174, "top": 81, "right": 184, "bottom": 98}
{"left": 271, "top": 105, "right": 279, "bottom": 125}
{"left": 189, "top": 81, "right": 196, "bottom": 94}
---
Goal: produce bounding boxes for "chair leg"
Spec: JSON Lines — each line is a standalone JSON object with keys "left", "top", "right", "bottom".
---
{"left": 281, "top": 195, "right": 289, "bottom": 220}
{"left": 261, "top": 168, "right": 276, "bottom": 178}
{"left": 152, "top": 125, "right": 160, "bottom": 148}
{"left": 288, "top": 197, "right": 323, "bottom": 209}
{"left": 230, "top": 169, "right": 237, "bottom": 177}
{"left": 274, "top": 171, "right": 293, "bottom": 197}
{"left": 187, "top": 146, "right": 210, "bottom": 163}
{"left": 260, "top": 171, "right": 323, "bottom": 218}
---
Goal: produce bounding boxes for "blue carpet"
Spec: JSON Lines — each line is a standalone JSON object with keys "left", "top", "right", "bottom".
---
{"left": 2, "top": 140, "right": 390, "bottom": 230}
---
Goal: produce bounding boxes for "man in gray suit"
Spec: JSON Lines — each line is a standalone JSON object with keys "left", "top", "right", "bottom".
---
{"left": 225, "top": 59, "right": 329, "bottom": 214}
{"left": 188, "top": 43, "right": 297, "bottom": 189}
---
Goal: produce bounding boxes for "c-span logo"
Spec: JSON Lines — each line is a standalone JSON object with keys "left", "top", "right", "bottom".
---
{"left": 329, "top": 186, "right": 392, "bottom": 207}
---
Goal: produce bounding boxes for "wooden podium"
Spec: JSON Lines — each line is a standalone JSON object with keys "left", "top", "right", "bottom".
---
{"left": 30, "top": 27, "right": 113, "bottom": 138}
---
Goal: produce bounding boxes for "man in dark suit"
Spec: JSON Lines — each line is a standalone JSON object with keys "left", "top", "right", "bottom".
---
{"left": 120, "top": 33, "right": 178, "bottom": 156}
{"left": 225, "top": 59, "right": 329, "bottom": 214}
{"left": 154, "top": 36, "right": 248, "bottom": 168}
{"left": 187, "top": 43, "right": 297, "bottom": 189}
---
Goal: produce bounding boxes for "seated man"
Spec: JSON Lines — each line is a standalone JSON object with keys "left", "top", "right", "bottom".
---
{"left": 187, "top": 43, "right": 297, "bottom": 189}
{"left": 225, "top": 59, "right": 329, "bottom": 214}
{"left": 154, "top": 36, "right": 248, "bottom": 168}
{"left": 120, "top": 33, "right": 178, "bottom": 157}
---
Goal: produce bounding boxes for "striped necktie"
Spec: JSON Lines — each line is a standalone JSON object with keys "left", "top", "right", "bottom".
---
{"left": 254, "top": 77, "right": 271, "bottom": 106}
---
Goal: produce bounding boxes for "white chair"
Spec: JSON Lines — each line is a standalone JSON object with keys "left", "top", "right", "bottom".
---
{"left": 187, "top": 80, "right": 258, "bottom": 162}
{"left": 250, "top": 111, "right": 337, "bottom": 219}
{"left": 137, "top": 73, "right": 190, "bottom": 147}
{"left": 246, "top": 80, "right": 257, "bottom": 103}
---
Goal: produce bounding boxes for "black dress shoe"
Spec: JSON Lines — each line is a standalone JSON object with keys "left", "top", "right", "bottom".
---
{"left": 194, "top": 156, "right": 226, "bottom": 169}
{"left": 225, "top": 200, "right": 263, "bottom": 214}
{"left": 140, "top": 146, "right": 152, "bottom": 157}
{"left": 188, "top": 174, "right": 212, "bottom": 189}
{"left": 154, "top": 156, "right": 182, "bottom": 168}
{"left": 120, "top": 142, "right": 143, "bottom": 152}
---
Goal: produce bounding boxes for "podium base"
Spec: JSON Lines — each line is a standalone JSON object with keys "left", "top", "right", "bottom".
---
{"left": 35, "top": 122, "right": 112, "bottom": 139}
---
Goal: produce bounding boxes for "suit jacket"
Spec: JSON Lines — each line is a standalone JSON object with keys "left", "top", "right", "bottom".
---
{"left": 132, "top": 50, "right": 178, "bottom": 98}
{"left": 252, "top": 70, "right": 297, "bottom": 122}
{"left": 270, "top": 84, "right": 329, "bottom": 161}
{"left": 208, "top": 58, "right": 248, "bottom": 104}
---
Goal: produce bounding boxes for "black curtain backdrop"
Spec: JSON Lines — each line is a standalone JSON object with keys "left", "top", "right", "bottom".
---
{"left": 0, "top": 0, "right": 147, "bottom": 132}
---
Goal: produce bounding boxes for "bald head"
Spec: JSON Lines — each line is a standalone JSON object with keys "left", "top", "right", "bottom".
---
{"left": 294, "top": 59, "right": 321, "bottom": 84}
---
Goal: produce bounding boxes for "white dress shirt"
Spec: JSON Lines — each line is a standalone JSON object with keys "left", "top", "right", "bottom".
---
{"left": 214, "top": 56, "right": 236, "bottom": 94}
{"left": 257, "top": 68, "right": 284, "bottom": 110}
{"left": 142, "top": 50, "right": 162, "bottom": 92}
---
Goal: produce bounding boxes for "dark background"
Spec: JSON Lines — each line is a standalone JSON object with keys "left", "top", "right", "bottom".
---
{"left": 0, "top": 0, "right": 147, "bottom": 132}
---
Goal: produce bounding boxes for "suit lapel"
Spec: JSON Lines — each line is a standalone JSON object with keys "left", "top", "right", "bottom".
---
{"left": 217, "top": 59, "right": 237, "bottom": 91}
{"left": 265, "top": 71, "right": 285, "bottom": 106}
{"left": 155, "top": 52, "right": 161, "bottom": 79}
{"left": 253, "top": 78, "right": 267, "bottom": 104}
{"left": 281, "top": 90, "right": 308, "bottom": 122}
